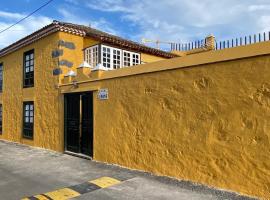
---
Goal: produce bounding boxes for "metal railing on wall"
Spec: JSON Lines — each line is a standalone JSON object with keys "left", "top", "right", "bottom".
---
{"left": 170, "top": 31, "right": 270, "bottom": 52}
{"left": 215, "top": 32, "right": 270, "bottom": 50}
{"left": 171, "top": 39, "right": 207, "bottom": 51}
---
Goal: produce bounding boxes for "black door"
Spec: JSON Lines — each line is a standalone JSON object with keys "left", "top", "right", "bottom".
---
{"left": 81, "top": 93, "right": 93, "bottom": 156}
{"left": 64, "top": 92, "right": 93, "bottom": 157}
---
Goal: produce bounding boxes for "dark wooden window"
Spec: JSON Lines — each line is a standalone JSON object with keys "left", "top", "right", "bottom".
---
{"left": 23, "top": 102, "right": 34, "bottom": 139}
{"left": 0, "top": 104, "right": 2, "bottom": 134}
{"left": 0, "top": 63, "right": 3, "bottom": 92}
{"left": 23, "top": 50, "right": 34, "bottom": 88}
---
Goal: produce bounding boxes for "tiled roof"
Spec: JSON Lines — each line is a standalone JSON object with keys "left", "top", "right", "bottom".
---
{"left": 0, "top": 20, "right": 177, "bottom": 58}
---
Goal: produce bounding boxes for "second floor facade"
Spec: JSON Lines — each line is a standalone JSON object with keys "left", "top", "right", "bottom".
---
{"left": 0, "top": 21, "right": 177, "bottom": 95}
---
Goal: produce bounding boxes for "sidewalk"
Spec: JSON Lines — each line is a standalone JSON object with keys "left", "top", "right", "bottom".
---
{"left": 0, "top": 140, "right": 257, "bottom": 200}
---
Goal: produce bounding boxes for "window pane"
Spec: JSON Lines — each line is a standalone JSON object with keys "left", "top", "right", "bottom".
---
{"left": 102, "top": 47, "right": 111, "bottom": 69}
{"left": 113, "top": 48, "right": 121, "bottom": 69}
{"left": 0, "top": 63, "right": 3, "bottom": 92}
{"left": 123, "top": 51, "right": 131, "bottom": 66}
{"left": 24, "top": 50, "right": 34, "bottom": 87}
{"left": 23, "top": 102, "right": 34, "bottom": 139}
{"left": 84, "top": 45, "right": 99, "bottom": 67}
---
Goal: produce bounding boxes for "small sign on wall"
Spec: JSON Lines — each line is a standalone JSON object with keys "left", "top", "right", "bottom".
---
{"left": 98, "top": 89, "right": 108, "bottom": 100}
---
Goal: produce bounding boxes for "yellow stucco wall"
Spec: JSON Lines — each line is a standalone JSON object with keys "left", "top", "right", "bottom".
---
{"left": 60, "top": 42, "right": 270, "bottom": 199}
{"left": 141, "top": 53, "right": 166, "bottom": 63}
{"left": 1, "top": 29, "right": 269, "bottom": 199}
{"left": 0, "top": 33, "right": 62, "bottom": 151}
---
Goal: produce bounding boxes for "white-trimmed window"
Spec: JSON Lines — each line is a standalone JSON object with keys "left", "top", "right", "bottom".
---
{"left": 133, "top": 54, "right": 140, "bottom": 65}
{"left": 85, "top": 44, "right": 140, "bottom": 70}
{"left": 23, "top": 50, "right": 34, "bottom": 88}
{"left": 0, "top": 63, "right": 3, "bottom": 92}
{"left": 123, "top": 51, "right": 131, "bottom": 67}
{"left": 113, "top": 49, "right": 121, "bottom": 69}
{"left": 85, "top": 45, "right": 99, "bottom": 68}
{"left": 102, "top": 46, "right": 111, "bottom": 69}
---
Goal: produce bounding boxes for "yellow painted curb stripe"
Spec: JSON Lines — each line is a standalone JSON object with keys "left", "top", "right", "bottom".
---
{"left": 22, "top": 176, "right": 123, "bottom": 200}
{"left": 44, "top": 188, "right": 80, "bottom": 200}
{"left": 89, "top": 177, "right": 121, "bottom": 188}
{"left": 34, "top": 195, "right": 50, "bottom": 200}
{"left": 21, "top": 194, "right": 49, "bottom": 200}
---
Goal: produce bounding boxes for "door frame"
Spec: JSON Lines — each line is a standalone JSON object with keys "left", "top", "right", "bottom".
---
{"left": 64, "top": 91, "right": 94, "bottom": 158}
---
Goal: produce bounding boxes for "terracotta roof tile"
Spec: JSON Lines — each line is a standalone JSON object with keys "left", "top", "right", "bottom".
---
{"left": 0, "top": 20, "right": 177, "bottom": 58}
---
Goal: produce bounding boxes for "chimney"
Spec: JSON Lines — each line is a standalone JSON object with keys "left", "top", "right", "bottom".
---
{"left": 205, "top": 34, "right": 215, "bottom": 50}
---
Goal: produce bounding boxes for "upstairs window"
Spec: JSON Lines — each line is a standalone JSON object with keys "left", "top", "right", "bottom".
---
{"left": 102, "top": 46, "right": 111, "bottom": 69}
{"left": 0, "top": 63, "right": 3, "bottom": 92}
{"left": 133, "top": 54, "right": 140, "bottom": 65}
{"left": 23, "top": 50, "right": 34, "bottom": 88}
{"left": 113, "top": 49, "right": 121, "bottom": 69}
{"left": 85, "top": 45, "right": 141, "bottom": 70}
{"left": 123, "top": 51, "right": 131, "bottom": 67}
{"left": 85, "top": 45, "right": 99, "bottom": 68}
{"left": 100, "top": 45, "right": 140, "bottom": 69}
{"left": 0, "top": 104, "right": 2, "bottom": 134}
{"left": 23, "top": 102, "right": 34, "bottom": 139}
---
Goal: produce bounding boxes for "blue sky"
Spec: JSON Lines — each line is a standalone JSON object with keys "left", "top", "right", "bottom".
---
{"left": 1, "top": 0, "right": 270, "bottom": 50}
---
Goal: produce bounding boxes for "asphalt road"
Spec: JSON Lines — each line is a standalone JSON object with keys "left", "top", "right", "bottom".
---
{"left": 0, "top": 140, "right": 258, "bottom": 200}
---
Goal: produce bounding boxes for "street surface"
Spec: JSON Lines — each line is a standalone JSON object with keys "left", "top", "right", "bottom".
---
{"left": 0, "top": 140, "right": 257, "bottom": 200}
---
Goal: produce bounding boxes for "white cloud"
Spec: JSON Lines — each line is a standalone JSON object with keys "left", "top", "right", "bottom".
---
{"left": 248, "top": 4, "right": 270, "bottom": 11}
{"left": 2, "top": 1, "right": 270, "bottom": 51}
{"left": 0, "top": 11, "right": 24, "bottom": 20}
{"left": 85, "top": 0, "right": 270, "bottom": 46}
{"left": 64, "top": 0, "right": 79, "bottom": 5}
{"left": 0, "top": 11, "right": 52, "bottom": 49}
{"left": 58, "top": 7, "right": 119, "bottom": 35}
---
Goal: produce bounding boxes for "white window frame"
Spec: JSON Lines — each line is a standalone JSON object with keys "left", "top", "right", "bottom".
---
{"left": 123, "top": 50, "right": 131, "bottom": 67}
{"left": 112, "top": 48, "right": 122, "bottom": 69}
{"left": 84, "top": 45, "right": 99, "bottom": 68}
{"left": 101, "top": 45, "right": 124, "bottom": 70}
{"left": 85, "top": 44, "right": 141, "bottom": 70}
{"left": 132, "top": 53, "right": 140, "bottom": 66}
{"left": 102, "top": 46, "right": 111, "bottom": 69}
{"left": 123, "top": 50, "right": 140, "bottom": 67}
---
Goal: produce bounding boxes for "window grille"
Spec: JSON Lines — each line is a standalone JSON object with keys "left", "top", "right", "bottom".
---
{"left": 23, "top": 102, "right": 34, "bottom": 139}
{"left": 23, "top": 50, "right": 34, "bottom": 88}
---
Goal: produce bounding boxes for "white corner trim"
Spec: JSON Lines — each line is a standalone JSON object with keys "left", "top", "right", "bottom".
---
{"left": 64, "top": 70, "right": 77, "bottom": 77}
{"left": 92, "top": 63, "right": 109, "bottom": 71}
{"left": 77, "top": 61, "right": 92, "bottom": 68}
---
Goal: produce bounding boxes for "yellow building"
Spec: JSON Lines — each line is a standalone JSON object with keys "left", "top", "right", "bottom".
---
{"left": 0, "top": 20, "right": 176, "bottom": 154}
{"left": 0, "top": 20, "right": 270, "bottom": 199}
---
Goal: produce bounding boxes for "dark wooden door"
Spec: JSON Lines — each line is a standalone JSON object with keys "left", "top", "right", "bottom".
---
{"left": 81, "top": 93, "right": 93, "bottom": 157}
{"left": 65, "top": 93, "right": 80, "bottom": 153}
{"left": 64, "top": 92, "right": 93, "bottom": 157}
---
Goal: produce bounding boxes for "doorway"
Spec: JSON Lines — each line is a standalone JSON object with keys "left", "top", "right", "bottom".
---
{"left": 64, "top": 92, "right": 93, "bottom": 157}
